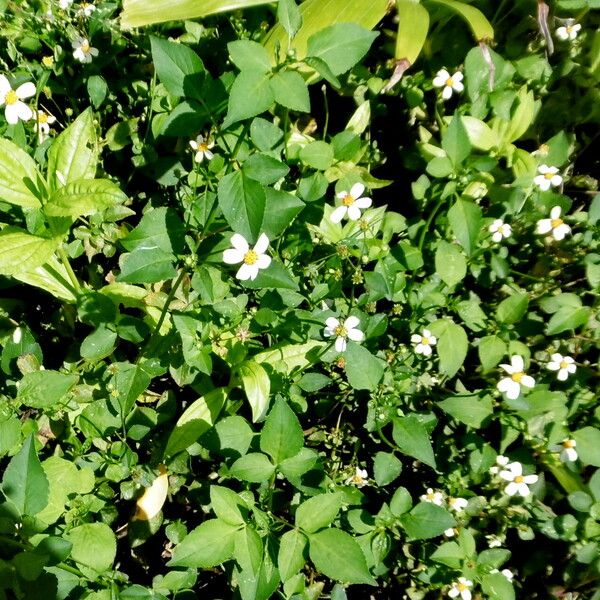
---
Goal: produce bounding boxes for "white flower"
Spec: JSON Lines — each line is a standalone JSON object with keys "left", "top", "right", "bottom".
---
{"left": 0, "top": 76, "right": 35, "bottom": 124}
{"left": 497, "top": 355, "right": 535, "bottom": 400}
{"left": 78, "top": 2, "right": 96, "bottom": 16}
{"left": 533, "top": 164, "right": 563, "bottom": 191}
{"left": 488, "top": 219, "right": 512, "bottom": 243}
{"left": 489, "top": 455, "right": 510, "bottom": 475}
{"left": 432, "top": 69, "right": 464, "bottom": 101}
{"left": 324, "top": 316, "right": 364, "bottom": 353}
{"left": 448, "top": 497, "right": 468, "bottom": 512}
{"left": 189, "top": 134, "right": 214, "bottom": 163}
{"left": 345, "top": 467, "right": 369, "bottom": 488}
{"left": 448, "top": 577, "right": 473, "bottom": 600}
{"left": 499, "top": 461, "right": 538, "bottom": 497}
{"left": 536, "top": 206, "right": 571, "bottom": 241}
{"left": 420, "top": 488, "right": 444, "bottom": 506}
{"left": 549, "top": 439, "right": 578, "bottom": 463}
{"left": 58, "top": 0, "right": 73, "bottom": 8}
{"left": 223, "top": 233, "right": 271, "bottom": 281}
{"left": 444, "top": 527, "right": 458, "bottom": 538}
{"left": 35, "top": 109, "right": 57, "bottom": 143}
{"left": 486, "top": 534, "right": 503, "bottom": 548}
{"left": 556, "top": 22, "right": 581, "bottom": 41}
{"left": 491, "top": 568, "right": 514, "bottom": 581}
{"left": 411, "top": 329, "right": 437, "bottom": 357}
{"left": 547, "top": 353, "right": 576, "bottom": 381}
{"left": 72, "top": 37, "right": 99, "bottom": 63}
{"left": 12, "top": 327, "right": 22, "bottom": 344}
{"left": 330, "top": 183, "right": 372, "bottom": 223}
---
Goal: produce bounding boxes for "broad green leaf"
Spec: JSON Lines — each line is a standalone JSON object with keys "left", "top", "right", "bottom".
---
{"left": 296, "top": 493, "right": 343, "bottom": 533}
{"left": 394, "top": 0, "right": 429, "bottom": 64}
{"left": 168, "top": 519, "right": 239, "bottom": 568}
{"left": 442, "top": 114, "right": 471, "bottom": 166}
{"left": 278, "top": 529, "right": 307, "bottom": 582}
{"left": 1, "top": 434, "right": 49, "bottom": 516}
{"left": 210, "top": 486, "right": 248, "bottom": 526}
{"left": 66, "top": 523, "right": 116, "bottom": 573}
{"left": 496, "top": 293, "right": 529, "bottom": 324}
{"left": 438, "top": 394, "right": 493, "bottom": 428}
{"left": 505, "top": 87, "right": 536, "bottom": 143}
{"left": 546, "top": 306, "right": 590, "bottom": 335}
{"left": 254, "top": 341, "right": 325, "bottom": 375}
{"left": 400, "top": 502, "right": 456, "bottom": 540}
{"left": 270, "top": 71, "right": 310, "bottom": 112}
{"left": 461, "top": 116, "right": 496, "bottom": 151}
{"left": 260, "top": 397, "right": 304, "bottom": 464}
{"left": 45, "top": 179, "right": 127, "bottom": 218}
{"left": 229, "top": 453, "right": 275, "bottom": 482}
{"left": 344, "top": 342, "right": 385, "bottom": 391}
{"left": 242, "top": 259, "right": 299, "bottom": 291}
{"left": 218, "top": 171, "right": 267, "bottom": 243}
{"left": 279, "top": 447, "right": 319, "bottom": 482}
{"left": 573, "top": 427, "right": 600, "bottom": 467}
{"left": 238, "top": 361, "right": 271, "bottom": 422}
{"left": 308, "top": 528, "right": 375, "bottom": 585}
{"left": 164, "top": 388, "right": 227, "bottom": 458}
{"left": 13, "top": 255, "right": 77, "bottom": 302}
{"left": 117, "top": 248, "right": 177, "bottom": 284}
{"left": 108, "top": 360, "right": 158, "bottom": 419}
{"left": 0, "top": 139, "right": 41, "bottom": 208}
{"left": 430, "top": 541, "right": 464, "bottom": 568}
{"left": 259, "top": 188, "right": 305, "bottom": 238}
{"left": 223, "top": 70, "right": 274, "bottom": 128}
{"left": 47, "top": 108, "right": 97, "bottom": 190}
{"left": 121, "top": 207, "right": 186, "bottom": 254}
{"left": 234, "top": 526, "right": 263, "bottom": 575}
{"left": 277, "top": 0, "right": 302, "bottom": 39}
{"left": 0, "top": 229, "right": 60, "bottom": 277}
{"left": 228, "top": 40, "right": 272, "bottom": 73}
{"left": 429, "top": 0, "right": 494, "bottom": 41}
{"left": 437, "top": 322, "right": 468, "bottom": 378}
{"left": 478, "top": 335, "right": 507, "bottom": 372}
{"left": 299, "top": 141, "right": 334, "bottom": 170}
{"left": 448, "top": 199, "right": 482, "bottom": 256}
{"left": 243, "top": 154, "right": 290, "bottom": 185}
{"left": 435, "top": 241, "right": 466, "bottom": 288}
{"left": 392, "top": 415, "right": 436, "bottom": 469}
{"left": 373, "top": 452, "right": 402, "bottom": 487}
{"left": 17, "top": 370, "right": 78, "bottom": 409}
{"left": 482, "top": 572, "right": 515, "bottom": 600}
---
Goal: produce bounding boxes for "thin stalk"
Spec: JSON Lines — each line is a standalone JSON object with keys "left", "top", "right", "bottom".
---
{"left": 57, "top": 246, "right": 81, "bottom": 294}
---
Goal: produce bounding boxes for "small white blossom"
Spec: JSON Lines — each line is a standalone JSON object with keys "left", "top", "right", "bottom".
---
{"left": 534, "top": 164, "right": 563, "bottom": 191}
{"left": 547, "top": 353, "right": 576, "bottom": 381}
{"left": 189, "top": 134, "right": 214, "bottom": 163}
{"left": 420, "top": 488, "right": 444, "bottom": 506}
{"left": 556, "top": 22, "right": 581, "bottom": 41}
{"left": 0, "top": 75, "right": 35, "bottom": 124}
{"left": 536, "top": 206, "right": 571, "bottom": 241}
{"left": 491, "top": 568, "right": 514, "bottom": 581}
{"left": 499, "top": 461, "right": 538, "bottom": 497}
{"left": 444, "top": 527, "right": 458, "bottom": 538}
{"left": 488, "top": 219, "right": 512, "bottom": 243}
{"left": 345, "top": 467, "right": 369, "bottom": 488}
{"left": 486, "top": 534, "right": 503, "bottom": 548}
{"left": 35, "top": 109, "right": 56, "bottom": 143}
{"left": 411, "top": 329, "right": 436, "bottom": 357}
{"left": 448, "top": 577, "right": 473, "bottom": 600}
{"left": 490, "top": 455, "right": 510, "bottom": 475}
{"left": 330, "top": 183, "right": 372, "bottom": 223}
{"left": 58, "top": 0, "right": 73, "bottom": 8}
{"left": 448, "top": 497, "right": 468, "bottom": 512}
{"left": 432, "top": 69, "right": 464, "bottom": 101}
{"left": 549, "top": 439, "right": 578, "bottom": 463}
{"left": 78, "top": 2, "right": 96, "bottom": 17}
{"left": 497, "top": 355, "right": 535, "bottom": 400}
{"left": 12, "top": 327, "right": 22, "bottom": 344}
{"left": 72, "top": 37, "right": 99, "bottom": 63}
{"left": 324, "top": 316, "right": 364, "bottom": 353}
{"left": 223, "top": 233, "right": 271, "bottom": 281}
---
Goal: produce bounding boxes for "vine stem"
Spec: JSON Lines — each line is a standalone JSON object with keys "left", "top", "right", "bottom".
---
{"left": 57, "top": 246, "right": 81, "bottom": 294}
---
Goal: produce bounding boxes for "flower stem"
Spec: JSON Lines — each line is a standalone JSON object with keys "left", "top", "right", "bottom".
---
{"left": 57, "top": 246, "right": 81, "bottom": 295}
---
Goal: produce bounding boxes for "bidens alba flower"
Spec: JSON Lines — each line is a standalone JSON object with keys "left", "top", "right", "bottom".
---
{"left": 432, "top": 69, "right": 464, "bottom": 100}
{"left": 420, "top": 488, "right": 444, "bottom": 506}
{"left": 35, "top": 110, "right": 56, "bottom": 142}
{"left": 345, "top": 467, "right": 369, "bottom": 488}
{"left": 78, "top": 2, "right": 96, "bottom": 17}
{"left": 448, "top": 497, "right": 468, "bottom": 512}
{"left": 491, "top": 569, "right": 514, "bottom": 581}
{"left": 547, "top": 353, "right": 576, "bottom": 381}
{"left": 536, "top": 206, "right": 571, "bottom": 241}
{"left": 58, "top": 0, "right": 73, "bottom": 8}
{"left": 412, "top": 329, "right": 436, "bottom": 356}
{"left": 330, "top": 183, "right": 372, "bottom": 223}
{"left": 223, "top": 233, "right": 271, "bottom": 281}
{"left": 550, "top": 439, "right": 578, "bottom": 463}
{"left": 72, "top": 37, "right": 99, "bottom": 63}
{"left": 490, "top": 455, "right": 509, "bottom": 475}
{"left": 534, "top": 164, "right": 563, "bottom": 191}
{"left": 0, "top": 75, "right": 35, "bottom": 124}
{"left": 488, "top": 219, "right": 512, "bottom": 243}
{"left": 499, "top": 461, "right": 538, "bottom": 497}
{"left": 324, "top": 316, "right": 364, "bottom": 353}
{"left": 189, "top": 134, "right": 214, "bottom": 163}
{"left": 448, "top": 577, "right": 473, "bottom": 600}
{"left": 497, "top": 355, "right": 535, "bottom": 400}
{"left": 556, "top": 22, "right": 581, "bottom": 41}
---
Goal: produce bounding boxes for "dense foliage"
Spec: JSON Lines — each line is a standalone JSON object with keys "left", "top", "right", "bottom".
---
{"left": 0, "top": 0, "right": 599, "bottom": 598}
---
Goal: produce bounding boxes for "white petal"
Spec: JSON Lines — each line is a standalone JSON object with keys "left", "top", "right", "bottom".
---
{"left": 497, "top": 455, "right": 510, "bottom": 466}
{"left": 556, "top": 27, "right": 569, "bottom": 40}
{"left": 223, "top": 248, "right": 244, "bottom": 264}
{"left": 421, "top": 344, "right": 432, "bottom": 356}
{"left": 344, "top": 316, "right": 360, "bottom": 330}
{"left": 536, "top": 219, "right": 553, "bottom": 234}
{"left": 550, "top": 175, "right": 562, "bottom": 187}
{"left": 230, "top": 233, "right": 249, "bottom": 253}
{"left": 325, "top": 317, "right": 340, "bottom": 330}
{"left": 492, "top": 231, "right": 502, "bottom": 243}
{"left": 428, "top": 335, "right": 437, "bottom": 345}
{"left": 511, "top": 355, "right": 524, "bottom": 371}
{"left": 517, "top": 483, "right": 530, "bottom": 497}
{"left": 414, "top": 344, "right": 425, "bottom": 355}
{"left": 564, "top": 448, "right": 578, "bottom": 462}
{"left": 347, "top": 204, "right": 362, "bottom": 220}
{"left": 557, "top": 369, "right": 569, "bottom": 381}
{"left": 461, "top": 590, "right": 471, "bottom": 600}
{"left": 254, "top": 233, "right": 270, "bottom": 255}
{"left": 505, "top": 381, "right": 521, "bottom": 400}
{"left": 347, "top": 328, "right": 364, "bottom": 342}
{"left": 433, "top": 69, "right": 450, "bottom": 86}
{"left": 538, "top": 164, "right": 551, "bottom": 174}
{"left": 4, "top": 103, "right": 20, "bottom": 124}
{"left": 520, "top": 375, "right": 535, "bottom": 388}
{"left": 336, "top": 189, "right": 349, "bottom": 199}
{"left": 194, "top": 151, "right": 205, "bottom": 163}
{"left": 505, "top": 482, "right": 519, "bottom": 496}
{"left": 256, "top": 254, "right": 271, "bottom": 270}
{"left": 350, "top": 182, "right": 365, "bottom": 199}
{"left": 204, "top": 149, "right": 214, "bottom": 160}
{"left": 237, "top": 263, "right": 257, "bottom": 281}
{"left": 16, "top": 82, "right": 35, "bottom": 99}
{"left": 330, "top": 205, "right": 347, "bottom": 223}
{"left": 448, "top": 588, "right": 460, "bottom": 599}
{"left": 0, "top": 75, "right": 11, "bottom": 98}
{"left": 452, "top": 80, "right": 464, "bottom": 93}
{"left": 499, "top": 470, "right": 515, "bottom": 482}
{"left": 535, "top": 178, "right": 551, "bottom": 191}
{"left": 355, "top": 196, "right": 372, "bottom": 209}
{"left": 441, "top": 85, "right": 453, "bottom": 100}
{"left": 523, "top": 474, "right": 538, "bottom": 484}
{"left": 453, "top": 72, "right": 464, "bottom": 82}
{"left": 422, "top": 329, "right": 432, "bottom": 338}
{"left": 444, "top": 528, "right": 456, "bottom": 537}
{"left": 567, "top": 363, "right": 576, "bottom": 373}
{"left": 499, "top": 363, "right": 514, "bottom": 374}
{"left": 550, "top": 205, "right": 562, "bottom": 219}
{"left": 411, "top": 334, "right": 422, "bottom": 343}
{"left": 189, "top": 140, "right": 198, "bottom": 150}
{"left": 553, "top": 224, "right": 571, "bottom": 240}
{"left": 335, "top": 337, "right": 347, "bottom": 353}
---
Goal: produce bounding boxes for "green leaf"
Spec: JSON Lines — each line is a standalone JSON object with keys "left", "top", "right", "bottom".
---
{"left": 210, "top": 486, "right": 248, "bottom": 526}
{"left": 242, "top": 154, "right": 289, "bottom": 185}
{"left": 150, "top": 36, "right": 205, "bottom": 99}
{"left": 2, "top": 434, "right": 49, "bottom": 516}
{"left": 400, "top": 502, "right": 456, "bottom": 540}
{"left": 0, "top": 229, "right": 60, "bottom": 277}
{"left": 66, "top": 523, "right": 116, "bottom": 573}
{"left": 87, "top": 74, "right": 108, "bottom": 108}
{"left": 13, "top": 255, "right": 77, "bottom": 303}
{"left": 496, "top": 293, "right": 529, "bottom": 324}
{"left": 164, "top": 388, "right": 227, "bottom": 458}
{"left": 238, "top": 361, "right": 271, "bottom": 422}
{"left": 428, "top": 0, "right": 494, "bottom": 41}
{"left": 242, "top": 259, "right": 299, "bottom": 291}
{"left": 442, "top": 114, "right": 471, "bottom": 166}
{"left": 344, "top": 342, "right": 385, "bottom": 391}
{"left": 299, "top": 141, "right": 334, "bottom": 170}
{"left": 482, "top": 572, "right": 515, "bottom": 600}
{"left": 47, "top": 108, "right": 97, "bottom": 190}
{"left": 271, "top": 71, "right": 310, "bottom": 112}
{"left": 0, "top": 139, "right": 41, "bottom": 208}
{"left": 373, "top": 452, "right": 402, "bottom": 486}
{"left": 17, "top": 370, "right": 78, "bottom": 409}
{"left": 277, "top": 0, "right": 302, "bottom": 39}
{"left": 278, "top": 529, "right": 307, "bottom": 582}
{"left": 573, "top": 427, "right": 600, "bottom": 467}
{"left": 296, "top": 493, "right": 343, "bottom": 533}
{"left": 260, "top": 397, "right": 304, "bottom": 464}
{"left": 306, "top": 23, "right": 378, "bottom": 75}
{"left": 229, "top": 453, "right": 275, "bottom": 483}
{"left": 168, "top": 519, "right": 239, "bottom": 568}
{"left": 107, "top": 360, "right": 158, "bottom": 419}
{"left": 260, "top": 188, "right": 305, "bottom": 239}
{"left": 254, "top": 341, "right": 325, "bottom": 375}
{"left": 118, "top": 248, "right": 177, "bottom": 284}
{"left": 45, "top": 179, "right": 127, "bottom": 218}
{"left": 395, "top": 0, "right": 429, "bottom": 63}
{"left": 448, "top": 199, "right": 482, "bottom": 256}
{"left": 478, "top": 335, "right": 506, "bottom": 372}
{"left": 121, "top": 207, "right": 186, "bottom": 254}
{"left": 392, "top": 415, "right": 436, "bottom": 469}
{"left": 546, "top": 306, "right": 590, "bottom": 335}
{"left": 228, "top": 40, "right": 272, "bottom": 73}
{"left": 435, "top": 241, "right": 466, "bottom": 287}
{"left": 223, "top": 70, "right": 275, "bottom": 128}
{"left": 438, "top": 394, "right": 493, "bottom": 428}
{"left": 308, "top": 528, "right": 375, "bottom": 585}
{"left": 431, "top": 541, "right": 464, "bottom": 568}
{"left": 437, "top": 322, "right": 468, "bottom": 378}
{"left": 234, "top": 526, "right": 263, "bottom": 575}
{"left": 218, "top": 171, "right": 266, "bottom": 243}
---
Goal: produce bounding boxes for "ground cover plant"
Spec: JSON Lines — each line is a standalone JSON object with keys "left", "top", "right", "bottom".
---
{"left": 0, "top": 0, "right": 599, "bottom": 598}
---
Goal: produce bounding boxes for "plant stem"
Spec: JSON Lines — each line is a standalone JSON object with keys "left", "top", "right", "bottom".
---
{"left": 58, "top": 246, "right": 81, "bottom": 294}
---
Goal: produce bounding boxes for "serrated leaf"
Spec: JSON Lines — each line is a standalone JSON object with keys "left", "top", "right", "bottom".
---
{"left": 392, "top": 415, "right": 436, "bottom": 469}
{"left": 0, "top": 229, "right": 60, "bottom": 277}
{"left": 260, "top": 397, "right": 304, "bottom": 464}
{"left": 400, "top": 502, "right": 456, "bottom": 540}
{"left": 448, "top": 199, "right": 481, "bottom": 256}
{"left": 278, "top": 529, "right": 307, "bottom": 582}
{"left": 45, "top": 179, "right": 127, "bottom": 218}
{"left": 238, "top": 361, "right": 271, "bottom": 422}
{"left": 296, "top": 493, "right": 343, "bottom": 533}
{"left": 437, "top": 322, "right": 468, "bottom": 378}
{"left": 271, "top": 70, "right": 310, "bottom": 112}
{"left": 223, "top": 70, "right": 274, "bottom": 128}
{"left": 0, "top": 139, "right": 41, "bottom": 208}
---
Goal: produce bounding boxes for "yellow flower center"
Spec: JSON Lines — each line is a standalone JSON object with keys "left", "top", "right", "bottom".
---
{"left": 511, "top": 372, "right": 523, "bottom": 383}
{"left": 457, "top": 583, "right": 469, "bottom": 592}
{"left": 243, "top": 250, "right": 258, "bottom": 265}
{"left": 514, "top": 475, "right": 524, "bottom": 483}
{"left": 445, "top": 77, "right": 454, "bottom": 87}
{"left": 551, "top": 218, "right": 563, "bottom": 228}
{"left": 566, "top": 25, "right": 574, "bottom": 33}
{"left": 5, "top": 90, "right": 18, "bottom": 105}
{"left": 544, "top": 172, "right": 555, "bottom": 180}
{"left": 198, "top": 143, "right": 208, "bottom": 152}
{"left": 342, "top": 194, "right": 355, "bottom": 207}
{"left": 352, "top": 474, "right": 364, "bottom": 484}
{"left": 559, "top": 360, "right": 569, "bottom": 369}
{"left": 38, "top": 113, "right": 49, "bottom": 124}
{"left": 334, "top": 325, "right": 348, "bottom": 338}
{"left": 42, "top": 56, "right": 54, "bottom": 67}
{"left": 563, "top": 440, "right": 575, "bottom": 448}
{"left": 421, "top": 337, "right": 430, "bottom": 346}
{"left": 81, "top": 42, "right": 90, "bottom": 53}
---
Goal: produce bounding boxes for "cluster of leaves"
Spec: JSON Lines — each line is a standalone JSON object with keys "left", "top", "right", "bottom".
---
{"left": 0, "top": 0, "right": 599, "bottom": 599}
